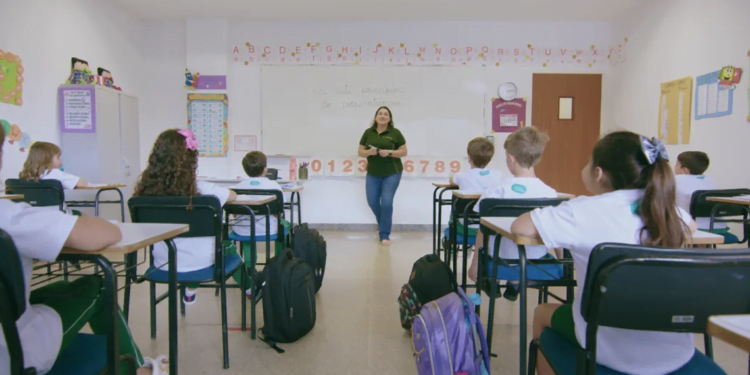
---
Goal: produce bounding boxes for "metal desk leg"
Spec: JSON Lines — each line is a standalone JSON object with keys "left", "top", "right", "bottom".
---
{"left": 518, "top": 246, "right": 528, "bottom": 375}
{"left": 166, "top": 239, "right": 179, "bottom": 375}
{"left": 486, "top": 234, "right": 503, "bottom": 357}
{"left": 432, "top": 187, "right": 440, "bottom": 254}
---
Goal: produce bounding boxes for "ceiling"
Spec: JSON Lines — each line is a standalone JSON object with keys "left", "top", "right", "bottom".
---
{"left": 112, "top": 0, "right": 646, "bottom": 22}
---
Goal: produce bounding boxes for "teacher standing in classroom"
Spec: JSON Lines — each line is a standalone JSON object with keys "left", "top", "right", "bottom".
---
{"left": 358, "top": 106, "right": 408, "bottom": 246}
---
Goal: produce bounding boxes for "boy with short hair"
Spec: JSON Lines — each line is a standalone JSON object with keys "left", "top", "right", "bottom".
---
{"left": 231, "top": 151, "right": 286, "bottom": 239}
{"left": 468, "top": 126, "right": 557, "bottom": 300}
{"left": 674, "top": 151, "right": 735, "bottom": 240}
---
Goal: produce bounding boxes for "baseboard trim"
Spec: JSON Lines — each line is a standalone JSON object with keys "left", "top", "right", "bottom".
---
{"left": 306, "top": 224, "right": 437, "bottom": 232}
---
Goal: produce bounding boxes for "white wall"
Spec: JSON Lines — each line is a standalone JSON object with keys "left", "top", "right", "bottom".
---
{"left": 609, "top": 0, "right": 750, "bottom": 189}
{"left": 0, "top": 0, "right": 143, "bottom": 183}
{"left": 142, "top": 20, "right": 614, "bottom": 225}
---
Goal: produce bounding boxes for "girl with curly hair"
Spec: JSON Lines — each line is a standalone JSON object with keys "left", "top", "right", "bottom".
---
{"left": 135, "top": 129, "right": 236, "bottom": 305}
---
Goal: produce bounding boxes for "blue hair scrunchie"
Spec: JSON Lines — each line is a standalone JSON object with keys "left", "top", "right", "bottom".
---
{"left": 640, "top": 136, "right": 669, "bottom": 164}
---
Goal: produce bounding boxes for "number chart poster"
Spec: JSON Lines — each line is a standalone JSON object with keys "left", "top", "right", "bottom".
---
{"left": 298, "top": 156, "right": 468, "bottom": 178}
{"left": 187, "top": 93, "right": 228, "bottom": 157}
{"left": 658, "top": 77, "right": 692, "bottom": 145}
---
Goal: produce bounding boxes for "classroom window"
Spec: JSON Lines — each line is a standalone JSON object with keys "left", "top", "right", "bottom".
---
{"left": 559, "top": 97, "right": 574, "bottom": 120}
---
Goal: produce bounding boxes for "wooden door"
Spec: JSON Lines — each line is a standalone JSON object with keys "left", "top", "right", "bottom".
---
{"left": 531, "top": 74, "right": 602, "bottom": 196}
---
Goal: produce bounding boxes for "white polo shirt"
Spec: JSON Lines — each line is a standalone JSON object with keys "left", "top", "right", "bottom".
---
{"left": 675, "top": 174, "right": 726, "bottom": 230}
{"left": 231, "top": 177, "right": 284, "bottom": 237}
{"left": 0, "top": 200, "right": 78, "bottom": 374}
{"left": 530, "top": 189, "right": 695, "bottom": 374}
{"left": 40, "top": 169, "right": 80, "bottom": 190}
{"left": 474, "top": 177, "right": 557, "bottom": 259}
{"left": 453, "top": 168, "right": 503, "bottom": 193}
{"left": 151, "top": 181, "right": 231, "bottom": 272}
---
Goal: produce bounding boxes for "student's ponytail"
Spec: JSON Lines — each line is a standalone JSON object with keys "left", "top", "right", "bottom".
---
{"left": 591, "top": 132, "right": 688, "bottom": 247}
{"left": 639, "top": 158, "right": 686, "bottom": 247}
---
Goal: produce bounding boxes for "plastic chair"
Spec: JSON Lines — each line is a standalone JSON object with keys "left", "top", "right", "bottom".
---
{"left": 127, "top": 195, "right": 245, "bottom": 369}
{"left": 0, "top": 229, "right": 136, "bottom": 375}
{"left": 529, "top": 243, "right": 750, "bottom": 375}
{"left": 689, "top": 188, "right": 750, "bottom": 245}
{"left": 4, "top": 178, "right": 65, "bottom": 211}
{"left": 477, "top": 197, "right": 575, "bottom": 374}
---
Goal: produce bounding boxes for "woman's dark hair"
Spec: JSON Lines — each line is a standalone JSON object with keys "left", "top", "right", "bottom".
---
{"left": 591, "top": 131, "right": 686, "bottom": 247}
{"left": 369, "top": 106, "right": 394, "bottom": 128}
{"left": 134, "top": 129, "right": 199, "bottom": 207}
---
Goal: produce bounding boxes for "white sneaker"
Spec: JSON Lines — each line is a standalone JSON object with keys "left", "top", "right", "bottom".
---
{"left": 142, "top": 355, "right": 169, "bottom": 375}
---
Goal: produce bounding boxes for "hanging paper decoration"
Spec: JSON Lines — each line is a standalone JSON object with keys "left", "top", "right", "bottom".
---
{"left": 718, "top": 66, "right": 742, "bottom": 89}
{"left": 0, "top": 119, "right": 34, "bottom": 152}
{"left": 0, "top": 50, "right": 24, "bottom": 106}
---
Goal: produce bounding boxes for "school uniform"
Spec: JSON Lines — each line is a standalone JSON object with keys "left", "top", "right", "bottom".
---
{"left": 675, "top": 174, "right": 726, "bottom": 230}
{"left": 40, "top": 169, "right": 80, "bottom": 190}
{"left": 531, "top": 189, "right": 695, "bottom": 374}
{"left": 231, "top": 177, "right": 284, "bottom": 237}
{"left": 474, "top": 177, "right": 557, "bottom": 259}
{"left": 151, "top": 181, "right": 231, "bottom": 273}
{"left": 453, "top": 168, "right": 503, "bottom": 193}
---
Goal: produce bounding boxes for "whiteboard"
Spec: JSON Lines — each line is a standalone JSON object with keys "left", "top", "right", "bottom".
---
{"left": 261, "top": 66, "right": 487, "bottom": 157}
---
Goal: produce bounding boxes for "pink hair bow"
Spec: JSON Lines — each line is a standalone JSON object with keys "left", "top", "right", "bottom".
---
{"left": 177, "top": 129, "right": 199, "bottom": 150}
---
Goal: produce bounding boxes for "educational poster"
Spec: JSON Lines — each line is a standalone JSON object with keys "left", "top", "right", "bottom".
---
{"left": 304, "top": 157, "right": 468, "bottom": 178}
{"left": 658, "top": 77, "right": 692, "bottom": 145}
{"left": 695, "top": 71, "right": 733, "bottom": 119}
{"left": 196, "top": 75, "right": 227, "bottom": 90}
{"left": 233, "top": 135, "right": 256, "bottom": 152}
{"left": 0, "top": 50, "right": 23, "bottom": 106}
{"left": 59, "top": 87, "right": 96, "bottom": 133}
{"left": 187, "top": 93, "right": 228, "bottom": 157}
{"left": 491, "top": 98, "right": 526, "bottom": 133}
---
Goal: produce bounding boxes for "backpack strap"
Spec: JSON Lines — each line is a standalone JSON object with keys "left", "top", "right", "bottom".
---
{"left": 258, "top": 328, "right": 286, "bottom": 354}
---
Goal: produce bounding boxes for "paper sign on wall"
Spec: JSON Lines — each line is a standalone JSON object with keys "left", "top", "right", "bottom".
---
{"left": 658, "top": 77, "right": 692, "bottom": 145}
{"left": 187, "top": 93, "right": 228, "bottom": 157}
{"left": 59, "top": 87, "right": 96, "bottom": 133}
{"left": 492, "top": 98, "right": 526, "bottom": 133}
{"left": 695, "top": 71, "right": 733, "bottom": 120}
{"left": 234, "top": 135, "right": 257, "bottom": 152}
{"left": 301, "top": 157, "right": 468, "bottom": 178}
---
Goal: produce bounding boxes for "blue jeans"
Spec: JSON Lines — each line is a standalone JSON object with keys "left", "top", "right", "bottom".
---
{"left": 366, "top": 171, "right": 402, "bottom": 240}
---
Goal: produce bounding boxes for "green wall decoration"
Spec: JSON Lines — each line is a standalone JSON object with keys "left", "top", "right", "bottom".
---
{"left": 0, "top": 50, "right": 24, "bottom": 106}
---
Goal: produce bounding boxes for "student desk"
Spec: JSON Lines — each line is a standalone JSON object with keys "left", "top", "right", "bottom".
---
{"left": 479, "top": 216, "right": 725, "bottom": 375}
{"left": 708, "top": 315, "right": 750, "bottom": 352}
{"left": 432, "top": 182, "right": 458, "bottom": 255}
{"left": 707, "top": 196, "right": 750, "bottom": 206}
{"left": 282, "top": 185, "right": 304, "bottom": 229}
{"left": 0, "top": 193, "right": 23, "bottom": 200}
{"left": 66, "top": 184, "right": 127, "bottom": 221}
{"left": 59, "top": 223, "right": 188, "bottom": 375}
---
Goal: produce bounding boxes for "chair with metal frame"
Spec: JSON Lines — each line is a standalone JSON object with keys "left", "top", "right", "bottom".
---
{"left": 442, "top": 195, "right": 481, "bottom": 289}
{"left": 0, "top": 228, "right": 137, "bottom": 375}
{"left": 689, "top": 188, "right": 750, "bottom": 246}
{"left": 477, "top": 198, "right": 575, "bottom": 374}
{"left": 127, "top": 195, "right": 245, "bottom": 369}
{"left": 530, "top": 243, "right": 750, "bottom": 374}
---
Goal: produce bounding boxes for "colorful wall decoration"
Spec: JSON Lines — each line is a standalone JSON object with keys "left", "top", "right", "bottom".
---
{"left": 492, "top": 97, "right": 527, "bottom": 132}
{"left": 231, "top": 40, "right": 628, "bottom": 68}
{"left": 0, "top": 50, "right": 24, "bottom": 106}
{"left": 187, "top": 93, "right": 228, "bottom": 157}
{"left": 1, "top": 119, "right": 34, "bottom": 152}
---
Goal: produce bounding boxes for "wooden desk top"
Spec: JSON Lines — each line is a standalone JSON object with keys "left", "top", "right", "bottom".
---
{"left": 283, "top": 186, "right": 304, "bottom": 193}
{"left": 708, "top": 315, "right": 750, "bottom": 352}
{"left": 0, "top": 193, "right": 23, "bottom": 200}
{"left": 557, "top": 193, "right": 576, "bottom": 199}
{"left": 77, "top": 184, "right": 126, "bottom": 190}
{"left": 480, "top": 217, "right": 725, "bottom": 246}
{"left": 61, "top": 223, "right": 188, "bottom": 255}
{"left": 433, "top": 182, "right": 458, "bottom": 188}
{"left": 453, "top": 190, "right": 483, "bottom": 200}
{"left": 228, "top": 195, "right": 276, "bottom": 206}
{"left": 707, "top": 196, "right": 750, "bottom": 206}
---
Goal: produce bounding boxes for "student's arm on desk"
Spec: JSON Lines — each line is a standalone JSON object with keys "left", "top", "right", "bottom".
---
{"left": 64, "top": 216, "right": 122, "bottom": 251}
{"left": 510, "top": 212, "right": 539, "bottom": 238}
{"left": 226, "top": 189, "right": 237, "bottom": 203}
{"left": 74, "top": 178, "right": 89, "bottom": 188}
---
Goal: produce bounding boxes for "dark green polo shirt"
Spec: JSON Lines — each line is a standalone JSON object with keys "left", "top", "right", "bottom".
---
{"left": 359, "top": 126, "right": 406, "bottom": 177}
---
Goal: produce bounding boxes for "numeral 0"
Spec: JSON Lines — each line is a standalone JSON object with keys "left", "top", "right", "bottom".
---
{"left": 311, "top": 159, "right": 322, "bottom": 172}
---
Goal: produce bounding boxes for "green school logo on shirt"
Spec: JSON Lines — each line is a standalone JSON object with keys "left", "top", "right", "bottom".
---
{"left": 511, "top": 184, "right": 527, "bottom": 194}
{"left": 250, "top": 181, "right": 260, "bottom": 186}
{"left": 630, "top": 201, "right": 641, "bottom": 214}
{"left": 479, "top": 170, "right": 490, "bottom": 176}
{"left": 697, "top": 176, "right": 705, "bottom": 180}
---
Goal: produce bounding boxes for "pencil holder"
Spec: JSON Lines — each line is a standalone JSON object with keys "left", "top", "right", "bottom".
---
{"left": 299, "top": 167, "right": 308, "bottom": 180}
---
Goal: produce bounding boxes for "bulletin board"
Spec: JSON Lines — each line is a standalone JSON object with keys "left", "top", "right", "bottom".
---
{"left": 658, "top": 77, "right": 692, "bottom": 145}
{"left": 187, "top": 93, "right": 228, "bottom": 157}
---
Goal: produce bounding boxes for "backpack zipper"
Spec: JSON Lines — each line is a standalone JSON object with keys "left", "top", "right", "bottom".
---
{"left": 415, "top": 315, "right": 435, "bottom": 374}
{"left": 433, "top": 301, "right": 454, "bottom": 373}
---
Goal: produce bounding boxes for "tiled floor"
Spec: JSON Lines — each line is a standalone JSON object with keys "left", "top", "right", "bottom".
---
{"left": 120, "top": 231, "right": 749, "bottom": 375}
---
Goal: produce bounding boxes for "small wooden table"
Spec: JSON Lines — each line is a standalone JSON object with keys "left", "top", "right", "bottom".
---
{"left": 59, "top": 223, "right": 188, "bottom": 375}
{"left": 707, "top": 196, "right": 750, "bottom": 206}
{"left": 67, "top": 184, "right": 128, "bottom": 220}
{"left": 708, "top": 315, "right": 750, "bottom": 352}
{"left": 0, "top": 193, "right": 23, "bottom": 200}
{"left": 281, "top": 185, "right": 304, "bottom": 229}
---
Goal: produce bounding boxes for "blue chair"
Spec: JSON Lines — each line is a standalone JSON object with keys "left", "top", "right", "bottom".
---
{"left": 128, "top": 195, "right": 245, "bottom": 370}
{"left": 476, "top": 197, "right": 575, "bottom": 374}
{"left": 227, "top": 189, "right": 288, "bottom": 252}
{"left": 0, "top": 229, "right": 136, "bottom": 375}
{"left": 530, "top": 243, "right": 750, "bottom": 375}
{"left": 689, "top": 188, "right": 750, "bottom": 246}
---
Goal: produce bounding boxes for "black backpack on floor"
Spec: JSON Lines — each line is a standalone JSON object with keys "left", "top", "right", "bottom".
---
{"left": 409, "top": 254, "right": 457, "bottom": 305}
{"left": 292, "top": 224, "right": 327, "bottom": 293}
{"left": 259, "top": 249, "right": 317, "bottom": 353}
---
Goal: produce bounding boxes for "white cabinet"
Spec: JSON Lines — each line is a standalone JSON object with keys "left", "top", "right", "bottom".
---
{"left": 59, "top": 84, "right": 140, "bottom": 221}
